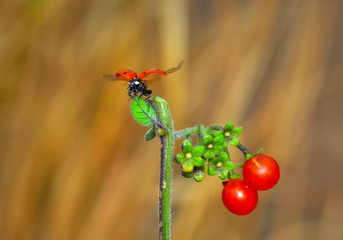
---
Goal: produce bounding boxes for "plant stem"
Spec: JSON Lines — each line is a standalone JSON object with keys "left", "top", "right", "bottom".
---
{"left": 151, "top": 97, "right": 174, "bottom": 240}
{"left": 236, "top": 142, "right": 252, "bottom": 157}
{"left": 174, "top": 126, "right": 198, "bottom": 139}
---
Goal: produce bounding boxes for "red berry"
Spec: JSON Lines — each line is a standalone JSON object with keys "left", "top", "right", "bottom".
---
{"left": 243, "top": 154, "right": 280, "bottom": 191}
{"left": 222, "top": 179, "right": 258, "bottom": 215}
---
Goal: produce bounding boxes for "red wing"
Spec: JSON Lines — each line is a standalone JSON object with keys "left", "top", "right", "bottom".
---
{"left": 141, "top": 60, "right": 184, "bottom": 82}
{"left": 103, "top": 74, "right": 129, "bottom": 81}
{"left": 103, "top": 69, "right": 137, "bottom": 82}
{"left": 138, "top": 69, "right": 167, "bottom": 79}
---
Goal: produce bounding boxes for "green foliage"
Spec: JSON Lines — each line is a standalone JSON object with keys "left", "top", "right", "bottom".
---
{"left": 131, "top": 96, "right": 156, "bottom": 126}
{"left": 129, "top": 96, "right": 256, "bottom": 183}
{"left": 173, "top": 121, "right": 247, "bottom": 182}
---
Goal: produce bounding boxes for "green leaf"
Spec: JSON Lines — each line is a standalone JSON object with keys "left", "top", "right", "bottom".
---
{"left": 245, "top": 154, "right": 253, "bottom": 160}
{"left": 229, "top": 137, "right": 239, "bottom": 146}
{"left": 182, "top": 139, "right": 193, "bottom": 154}
{"left": 131, "top": 96, "right": 156, "bottom": 126}
{"left": 258, "top": 148, "right": 264, "bottom": 154}
{"left": 144, "top": 127, "right": 156, "bottom": 141}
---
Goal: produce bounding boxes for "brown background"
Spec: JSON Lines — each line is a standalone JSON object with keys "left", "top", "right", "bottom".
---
{"left": 1, "top": 0, "right": 343, "bottom": 239}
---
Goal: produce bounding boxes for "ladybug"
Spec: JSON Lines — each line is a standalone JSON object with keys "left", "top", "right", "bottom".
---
{"left": 104, "top": 61, "right": 183, "bottom": 99}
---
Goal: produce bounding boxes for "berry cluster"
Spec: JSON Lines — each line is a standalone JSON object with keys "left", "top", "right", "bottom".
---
{"left": 222, "top": 154, "right": 280, "bottom": 215}
{"left": 173, "top": 121, "right": 280, "bottom": 215}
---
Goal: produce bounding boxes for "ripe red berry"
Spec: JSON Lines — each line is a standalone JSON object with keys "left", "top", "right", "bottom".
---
{"left": 222, "top": 179, "right": 258, "bottom": 215}
{"left": 243, "top": 154, "right": 280, "bottom": 191}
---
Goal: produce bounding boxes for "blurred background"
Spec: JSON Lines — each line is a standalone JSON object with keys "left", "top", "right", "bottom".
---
{"left": 1, "top": 0, "right": 343, "bottom": 239}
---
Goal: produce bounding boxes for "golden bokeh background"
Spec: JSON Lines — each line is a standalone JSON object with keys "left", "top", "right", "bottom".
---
{"left": 1, "top": 0, "right": 343, "bottom": 239}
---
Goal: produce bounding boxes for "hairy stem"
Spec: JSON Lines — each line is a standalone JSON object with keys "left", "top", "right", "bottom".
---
{"left": 236, "top": 142, "right": 252, "bottom": 157}
{"left": 174, "top": 127, "right": 198, "bottom": 140}
{"left": 151, "top": 97, "right": 174, "bottom": 240}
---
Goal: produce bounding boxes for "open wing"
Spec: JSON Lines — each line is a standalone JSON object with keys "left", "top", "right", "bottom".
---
{"left": 103, "top": 74, "right": 128, "bottom": 81}
{"left": 141, "top": 60, "right": 184, "bottom": 82}
{"left": 165, "top": 60, "right": 184, "bottom": 74}
{"left": 103, "top": 69, "right": 138, "bottom": 82}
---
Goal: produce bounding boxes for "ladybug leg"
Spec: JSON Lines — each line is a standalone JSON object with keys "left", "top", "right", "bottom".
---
{"left": 128, "top": 89, "right": 136, "bottom": 99}
{"left": 145, "top": 89, "right": 152, "bottom": 100}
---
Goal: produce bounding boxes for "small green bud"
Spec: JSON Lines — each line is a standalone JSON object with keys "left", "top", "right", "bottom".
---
{"left": 218, "top": 169, "right": 229, "bottom": 180}
{"left": 208, "top": 166, "right": 217, "bottom": 176}
{"left": 193, "top": 170, "right": 205, "bottom": 182}
{"left": 203, "top": 134, "right": 213, "bottom": 145}
{"left": 229, "top": 173, "right": 241, "bottom": 179}
{"left": 213, "top": 135, "right": 224, "bottom": 145}
{"left": 229, "top": 137, "right": 239, "bottom": 146}
{"left": 193, "top": 157, "right": 205, "bottom": 167}
{"left": 224, "top": 121, "right": 234, "bottom": 131}
{"left": 157, "top": 128, "right": 165, "bottom": 136}
{"left": 232, "top": 127, "right": 243, "bottom": 136}
{"left": 182, "top": 160, "right": 194, "bottom": 172}
{"left": 224, "top": 161, "right": 236, "bottom": 171}
{"left": 182, "top": 139, "right": 193, "bottom": 154}
{"left": 218, "top": 152, "right": 229, "bottom": 162}
{"left": 204, "top": 150, "right": 215, "bottom": 159}
{"left": 144, "top": 127, "right": 156, "bottom": 141}
{"left": 193, "top": 146, "right": 205, "bottom": 156}
{"left": 174, "top": 154, "right": 186, "bottom": 164}
{"left": 181, "top": 171, "right": 193, "bottom": 178}
{"left": 204, "top": 162, "right": 208, "bottom": 173}
{"left": 213, "top": 145, "right": 224, "bottom": 155}
{"left": 213, "top": 130, "right": 223, "bottom": 138}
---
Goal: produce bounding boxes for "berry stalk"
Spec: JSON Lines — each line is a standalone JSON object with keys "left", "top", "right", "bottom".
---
{"left": 151, "top": 97, "right": 174, "bottom": 240}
